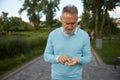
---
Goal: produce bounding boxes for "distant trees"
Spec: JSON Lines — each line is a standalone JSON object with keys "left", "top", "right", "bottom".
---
{"left": 0, "top": 11, "right": 29, "bottom": 32}
{"left": 43, "top": 0, "right": 60, "bottom": 28}
{"left": 19, "top": 0, "right": 60, "bottom": 30}
{"left": 81, "top": 0, "right": 120, "bottom": 49}
{"left": 0, "top": 12, "right": 9, "bottom": 31}
{"left": 81, "top": 0, "right": 120, "bottom": 38}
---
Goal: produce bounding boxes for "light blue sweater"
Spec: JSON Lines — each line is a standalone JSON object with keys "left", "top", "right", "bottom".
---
{"left": 44, "top": 27, "right": 92, "bottom": 80}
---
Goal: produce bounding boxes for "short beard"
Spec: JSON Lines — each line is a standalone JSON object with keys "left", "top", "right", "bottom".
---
{"left": 64, "top": 29, "right": 75, "bottom": 35}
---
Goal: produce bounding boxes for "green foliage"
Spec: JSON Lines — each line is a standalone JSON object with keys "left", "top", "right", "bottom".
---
{"left": 43, "top": 0, "right": 60, "bottom": 27}
{"left": 19, "top": 0, "right": 60, "bottom": 29}
{"left": 0, "top": 31, "right": 49, "bottom": 59}
{"left": 52, "top": 19, "right": 61, "bottom": 28}
{"left": 81, "top": 11, "right": 95, "bottom": 30}
{"left": 28, "top": 36, "right": 47, "bottom": 50}
{"left": 0, "top": 49, "right": 43, "bottom": 75}
{"left": 0, "top": 31, "right": 49, "bottom": 75}
{"left": 91, "top": 39, "right": 120, "bottom": 64}
{"left": 0, "top": 12, "right": 32, "bottom": 31}
{"left": 0, "top": 37, "right": 30, "bottom": 59}
{"left": 81, "top": 0, "right": 120, "bottom": 38}
{"left": 103, "top": 18, "right": 119, "bottom": 36}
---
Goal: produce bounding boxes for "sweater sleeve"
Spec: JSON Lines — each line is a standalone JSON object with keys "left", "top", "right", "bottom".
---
{"left": 44, "top": 32, "right": 59, "bottom": 64}
{"left": 79, "top": 36, "right": 92, "bottom": 65}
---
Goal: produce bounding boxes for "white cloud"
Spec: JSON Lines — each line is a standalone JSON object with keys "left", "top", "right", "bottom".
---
{"left": 109, "top": 7, "right": 120, "bottom": 18}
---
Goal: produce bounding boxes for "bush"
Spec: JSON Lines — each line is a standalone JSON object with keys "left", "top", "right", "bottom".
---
{"left": 0, "top": 31, "right": 49, "bottom": 59}
{"left": 0, "top": 39, "right": 9, "bottom": 58}
{"left": 29, "top": 36, "right": 47, "bottom": 50}
{"left": 0, "top": 37, "right": 30, "bottom": 59}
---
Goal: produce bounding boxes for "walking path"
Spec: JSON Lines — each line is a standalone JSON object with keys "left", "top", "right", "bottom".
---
{"left": 83, "top": 49, "right": 120, "bottom": 80}
{"left": 0, "top": 49, "right": 120, "bottom": 80}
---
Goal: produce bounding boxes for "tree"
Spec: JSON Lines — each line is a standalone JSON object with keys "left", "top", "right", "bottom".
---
{"left": 9, "top": 17, "right": 23, "bottom": 31}
{"left": 42, "top": 0, "right": 60, "bottom": 28}
{"left": 19, "top": 0, "right": 60, "bottom": 30}
{"left": 81, "top": 0, "right": 120, "bottom": 49}
{"left": 0, "top": 12, "right": 10, "bottom": 31}
{"left": 19, "top": 0, "right": 42, "bottom": 30}
{"left": 0, "top": 15, "right": 3, "bottom": 31}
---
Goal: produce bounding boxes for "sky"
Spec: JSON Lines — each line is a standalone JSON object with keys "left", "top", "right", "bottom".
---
{"left": 0, "top": 0, "right": 120, "bottom": 22}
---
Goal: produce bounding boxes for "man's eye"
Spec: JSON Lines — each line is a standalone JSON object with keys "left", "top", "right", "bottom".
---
{"left": 71, "top": 23, "right": 75, "bottom": 25}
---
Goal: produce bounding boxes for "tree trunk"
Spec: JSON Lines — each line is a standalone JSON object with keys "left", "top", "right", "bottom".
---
{"left": 96, "top": 9, "right": 107, "bottom": 49}
{"left": 95, "top": 8, "right": 102, "bottom": 49}
{"left": 95, "top": 8, "right": 99, "bottom": 39}
{"left": 100, "top": 9, "right": 107, "bottom": 38}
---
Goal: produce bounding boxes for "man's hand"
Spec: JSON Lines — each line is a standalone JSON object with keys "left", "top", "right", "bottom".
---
{"left": 58, "top": 54, "right": 70, "bottom": 64}
{"left": 65, "top": 57, "right": 80, "bottom": 66}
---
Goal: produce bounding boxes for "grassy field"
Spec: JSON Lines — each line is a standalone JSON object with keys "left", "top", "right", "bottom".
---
{"left": 91, "top": 39, "right": 120, "bottom": 64}
{"left": 0, "top": 31, "right": 50, "bottom": 75}
{"left": 0, "top": 49, "right": 43, "bottom": 75}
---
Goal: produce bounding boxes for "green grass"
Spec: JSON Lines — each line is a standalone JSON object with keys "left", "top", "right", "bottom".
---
{"left": 0, "top": 31, "right": 50, "bottom": 75}
{"left": 0, "top": 49, "right": 44, "bottom": 75}
{"left": 91, "top": 39, "right": 120, "bottom": 64}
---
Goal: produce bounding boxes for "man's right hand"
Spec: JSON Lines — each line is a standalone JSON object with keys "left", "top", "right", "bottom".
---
{"left": 58, "top": 54, "right": 70, "bottom": 64}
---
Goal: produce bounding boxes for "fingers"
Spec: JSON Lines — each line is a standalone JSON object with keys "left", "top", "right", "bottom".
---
{"left": 65, "top": 58, "right": 80, "bottom": 66}
{"left": 58, "top": 55, "right": 70, "bottom": 64}
{"left": 58, "top": 55, "right": 80, "bottom": 66}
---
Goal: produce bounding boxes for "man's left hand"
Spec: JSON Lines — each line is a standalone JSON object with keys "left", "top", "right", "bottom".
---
{"left": 65, "top": 57, "right": 80, "bottom": 66}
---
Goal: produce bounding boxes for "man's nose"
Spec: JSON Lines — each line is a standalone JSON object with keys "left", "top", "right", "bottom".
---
{"left": 67, "top": 24, "right": 73, "bottom": 29}
{"left": 67, "top": 25, "right": 71, "bottom": 29}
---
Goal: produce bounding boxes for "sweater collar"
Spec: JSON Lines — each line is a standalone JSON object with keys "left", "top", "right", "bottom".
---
{"left": 61, "top": 27, "right": 78, "bottom": 36}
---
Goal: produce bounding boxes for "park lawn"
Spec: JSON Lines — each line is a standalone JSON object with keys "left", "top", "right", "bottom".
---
{"left": 91, "top": 39, "right": 120, "bottom": 64}
{"left": 0, "top": 31, "right": 49, "bottom": 75}
{"left": 0, "top": 49, "right": 43, "bottom": 75}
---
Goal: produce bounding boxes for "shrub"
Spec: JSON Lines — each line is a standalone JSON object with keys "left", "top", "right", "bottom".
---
{"left": 0, "top": 37, "right": 30, "bottom": 59}
{"left": 0, "top": 39, "right": 9, "bottom": 58}
{"left": 0, "top": 31, "right": 49, "bottom": 59}
{"left": 29, "top": 36, "right": 47, "bottom": 50}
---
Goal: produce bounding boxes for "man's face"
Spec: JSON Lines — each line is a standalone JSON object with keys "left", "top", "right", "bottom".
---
{"left": 61, "top": 12, "right": 78, "bottom": 35}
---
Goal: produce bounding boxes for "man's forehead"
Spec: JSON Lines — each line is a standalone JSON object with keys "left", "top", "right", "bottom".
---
{"left": 62, "top": 12, "right": 78, "bottom": 17}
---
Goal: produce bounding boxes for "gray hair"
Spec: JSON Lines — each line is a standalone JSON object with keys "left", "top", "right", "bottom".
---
{"left": 62, "top": 4, "right": 78, "bottom": 15}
